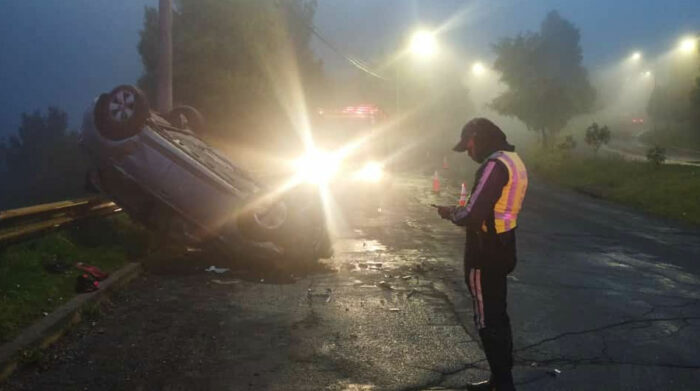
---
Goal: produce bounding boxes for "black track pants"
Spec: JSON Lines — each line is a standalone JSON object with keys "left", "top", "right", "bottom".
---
{"left": 467, "top": 267, "right": 515, "bottom": 390}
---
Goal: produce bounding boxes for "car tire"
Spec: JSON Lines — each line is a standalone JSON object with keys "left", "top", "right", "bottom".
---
{"left": 166, "top": 105, "right": 205, "bottom": 133}
{"left": 94, "top": 85, "right": 149, "bottom": 141}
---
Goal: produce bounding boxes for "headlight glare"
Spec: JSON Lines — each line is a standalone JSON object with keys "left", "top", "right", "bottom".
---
{"left": 355, "top": 161, "right": 384, "bottom": 182}
{"left": 294, "top": 149, "right": 341, "bottom": 184}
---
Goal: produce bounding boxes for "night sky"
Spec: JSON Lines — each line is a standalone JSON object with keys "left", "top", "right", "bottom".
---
{"left": 0, "top": 0, "right": 698, "bottom": 136}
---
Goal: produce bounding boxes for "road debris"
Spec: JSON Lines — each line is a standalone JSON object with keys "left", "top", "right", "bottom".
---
{"left": 407, "top": 289, "right": 418, "bottom": 298}
{"left": 359, "top": 262, "right": 383, "bottom": 270}
{"left": 548, "top": 368, "right": 562, "bottom": 377}
{"left": 388, "top": 307, "right": 400, "bottom": 312}
{"left": 76, "top": 262, "right": 109, "bottom": 281}
{"left": 378, "top": 281, "right": 392, "bottom": 290}
{"left": 204, "top": 266, "right": 229, "bottom": 274}
{"left": 306, "top": 288, "right": 333, "bottom": 302}
{"left": 75, "top": 273, "right": 99, "bottom": 293}
{"left": 401, "top": 275, "right": 413, "bottom": 280}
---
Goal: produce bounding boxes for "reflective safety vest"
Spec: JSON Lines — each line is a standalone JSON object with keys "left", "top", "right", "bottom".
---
{"left": 489, "top": 151, "right": 528, "bottom": 233}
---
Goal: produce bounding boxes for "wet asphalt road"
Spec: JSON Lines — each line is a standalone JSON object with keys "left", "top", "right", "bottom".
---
{"left": 3, "top": 173, "right": 700, "bottom": 391}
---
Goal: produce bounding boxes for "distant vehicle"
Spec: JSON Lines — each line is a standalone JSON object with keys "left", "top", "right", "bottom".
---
{"left": 296, "top": 104, "right": 390, "bottom": 186}
{"left": 80, "top": 85, "right": 331, "bottom": 263}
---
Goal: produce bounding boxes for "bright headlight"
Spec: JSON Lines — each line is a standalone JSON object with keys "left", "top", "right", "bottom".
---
{"left": 294, "top": 149, "right": 341, "bottom": 184}
{"left": 355, "top": 161, "right": 384, "bottom": 182}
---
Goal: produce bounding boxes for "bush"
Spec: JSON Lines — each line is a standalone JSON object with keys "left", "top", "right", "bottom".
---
{"left": 646, "top": 146, "right": 666, "bottom": 167}
{"left": 584, "top": 122, "right": 611, "bottom": 152}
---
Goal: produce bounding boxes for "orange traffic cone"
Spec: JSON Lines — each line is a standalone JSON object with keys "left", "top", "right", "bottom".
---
{"left": 432, "top": 171, "right": 440, "bottom": 193}
{"left": 458, "top": 183, "right": 468, "bottom": 206}
{"left": 442, "top": 156, "right": 449, "bottom": 170}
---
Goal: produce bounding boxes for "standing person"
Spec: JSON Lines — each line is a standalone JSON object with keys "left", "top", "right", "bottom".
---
{"left": 436, "top": 118, "right": 528, "bottom": 391}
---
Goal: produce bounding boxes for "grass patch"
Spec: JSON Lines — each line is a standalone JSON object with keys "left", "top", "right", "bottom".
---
{"left": 527, "top": 150, "right": 700, "bottom": 225}
{"left": 0, "top": 215, "right": 153, "bottom": 343}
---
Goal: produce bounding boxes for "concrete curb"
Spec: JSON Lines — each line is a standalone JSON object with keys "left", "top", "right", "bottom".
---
{"left": 0, "top": 262, "right": 142, "bottom": 383}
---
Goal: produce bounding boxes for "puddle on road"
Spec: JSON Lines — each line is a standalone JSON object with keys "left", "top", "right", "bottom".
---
{"left": 333, "top": 239, "right": 387, "bottom": 253}
{"left": 329, "top": 381, "right": 376, "bottom": 391}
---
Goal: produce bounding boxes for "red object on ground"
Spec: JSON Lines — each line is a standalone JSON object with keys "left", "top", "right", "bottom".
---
{"left": 75, "top": 273, "right": 100, "bottom": 293}
{"left": 75, "top": 263, "right": 109, "bottom": 281}
{"left": 459, "top": 183, "right": 468, "bottom": 206}
{"left": 432, "top": 171, "right": 440, "bottom": 193}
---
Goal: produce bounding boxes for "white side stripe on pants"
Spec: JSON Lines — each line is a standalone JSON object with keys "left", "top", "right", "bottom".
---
{"left": 469, "top": 269, "right": 486, "bottom": 329}
{"left": 475, "top": 269, "right": 485, "bottom": 329}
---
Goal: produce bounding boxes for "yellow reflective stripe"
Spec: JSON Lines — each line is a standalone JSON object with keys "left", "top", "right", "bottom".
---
{"left": 492, "top": 151, "right": 527, "bottom": 233}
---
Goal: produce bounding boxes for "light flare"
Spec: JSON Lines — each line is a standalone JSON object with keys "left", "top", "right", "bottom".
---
{"left": 292, "top": 149, "right": 342, "bottom": 185}
{"left": 354, "top": 161, "right": 384, "bottom": 182}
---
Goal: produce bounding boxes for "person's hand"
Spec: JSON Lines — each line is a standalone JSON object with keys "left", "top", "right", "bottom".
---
{"left": 437, "top": 206, "right": 452, "bottom": 219}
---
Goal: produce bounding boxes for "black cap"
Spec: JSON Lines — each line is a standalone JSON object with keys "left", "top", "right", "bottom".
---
{"left": 452, "top": 118, "right": 514, "bottom": 160}
{"left": 453, "top": 118, "right": 493, "bottom": 152}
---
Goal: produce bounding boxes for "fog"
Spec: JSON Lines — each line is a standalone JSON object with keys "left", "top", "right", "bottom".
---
{"left": 0, "top": 0, "right": 699, "bottom": 208}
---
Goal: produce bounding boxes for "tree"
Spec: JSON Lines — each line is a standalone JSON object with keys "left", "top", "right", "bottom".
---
{"left": 0, "top": 138, "right": 7, "bottom": 174}
{"left": 137, "top": 0, "right": 324, "bottom": 150}
{"left": 584, "top": 122, "right": 611, "bottom": 152}
{"left": 491, "top": 11, "right": 595, "bottom": 147}
{"left": 0, "top": 108, "right": 87, "bottom": 208}
{"left": 648, "top": 83, "right": 693, "bottom": 129}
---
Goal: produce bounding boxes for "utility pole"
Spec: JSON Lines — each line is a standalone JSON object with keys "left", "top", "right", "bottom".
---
{"left": 156, "top": 0, "right": 173, "bottom": 113}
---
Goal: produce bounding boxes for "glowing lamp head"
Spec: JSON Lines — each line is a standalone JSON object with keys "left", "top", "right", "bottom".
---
{"left": 679, "top": 37, "right": 698, "bottom": 54}
{"left": 630, "top": 51, "right": 642, "bottom": 61}
{"left": 294, "top": 149, "right": 341, "bottom": 185}
{"left": 472, "top": 62, "right": 486, "bottom": 76}
{"left": 410, "top": 30, "right": 437, "bottom": 58}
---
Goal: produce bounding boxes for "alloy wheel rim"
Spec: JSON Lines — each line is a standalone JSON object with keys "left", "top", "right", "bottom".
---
{"left": 108, "top": 89, "right": 135, "bottom": 122}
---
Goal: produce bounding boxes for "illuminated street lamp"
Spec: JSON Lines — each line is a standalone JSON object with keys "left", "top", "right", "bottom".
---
{"left": 678, "top": 36, "right": 698, "bottom": 54}
{"left": 409, "top": 30, "right": 438, "bottom": 58}
{"left": 630, "top": 51, "right": 642, "bottom": 61}
{"left": 472, "top": 62, "right": 486, "bottom": 76}
{"left": 642, "top": 70, "right": 652, "bottom": 78}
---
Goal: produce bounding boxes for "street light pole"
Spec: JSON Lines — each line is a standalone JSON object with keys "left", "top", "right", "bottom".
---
{"left": 157, "top": 0, "right": 173, "bottom": 113}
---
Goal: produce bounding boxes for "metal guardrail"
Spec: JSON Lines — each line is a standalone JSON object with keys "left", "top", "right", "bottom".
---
{"left": 0, "top": 197, "right": 123, "bottom": 247}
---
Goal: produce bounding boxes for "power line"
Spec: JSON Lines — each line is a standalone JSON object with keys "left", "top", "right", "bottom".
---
{"left": 307, "top": 24, "right": 389, "bottom": 81}
{"left": 281, "top": 2, "right": 389, "bottom": 81}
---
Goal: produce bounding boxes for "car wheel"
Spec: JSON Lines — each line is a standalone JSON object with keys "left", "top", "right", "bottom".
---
{"left": 94, "top": 85, "right": 149, "bottom": 141}
{"left": 167, "top": 105, "right": 205, "bottom": 133}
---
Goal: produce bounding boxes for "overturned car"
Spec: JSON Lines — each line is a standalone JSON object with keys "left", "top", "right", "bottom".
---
{"left": 80, "top": 85, "right": 331, "bottom": 262}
